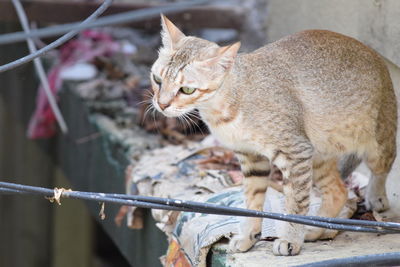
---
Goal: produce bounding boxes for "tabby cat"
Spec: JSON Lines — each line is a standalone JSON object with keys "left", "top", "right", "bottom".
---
{"left": 150, "top": 15, "right": 397, "bottom": 256}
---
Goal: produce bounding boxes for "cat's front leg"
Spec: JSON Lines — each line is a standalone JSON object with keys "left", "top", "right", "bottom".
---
{"left": 228, "top": 152, "right": 271, "bottom": 253}
{"left": 271, "top": 141, "right": 313, "bottom": 256}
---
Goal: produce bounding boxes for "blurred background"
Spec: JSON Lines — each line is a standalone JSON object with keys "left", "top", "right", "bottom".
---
{"left": 0, "top": 0, "right": 400, "bottom": 267}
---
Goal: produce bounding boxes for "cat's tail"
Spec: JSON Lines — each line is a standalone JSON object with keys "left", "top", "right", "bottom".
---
{"left": 339, "top": 154, "right": 362, "bottom": 179}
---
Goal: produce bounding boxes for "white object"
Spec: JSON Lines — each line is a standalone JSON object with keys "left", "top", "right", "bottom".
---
{"left": 120, "top": 40, "right": 137, "bottom": 55}
{"left": 60, "top": 63, "right": 97, "bottom": 81}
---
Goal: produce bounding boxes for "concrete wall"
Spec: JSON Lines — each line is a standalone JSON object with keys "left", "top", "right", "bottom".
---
{"left": 385, "top": 61, "right": 400, "bottom": 212}
{"left": 266, "top": 0, "right": 400, "bottom": 212}
{"left": 266, "top": 0, "right": 400, "bottom": 67}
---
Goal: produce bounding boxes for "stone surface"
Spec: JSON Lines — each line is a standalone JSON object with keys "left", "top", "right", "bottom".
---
{"left": 212, "top": 231, "right": 400, "bottom": 266}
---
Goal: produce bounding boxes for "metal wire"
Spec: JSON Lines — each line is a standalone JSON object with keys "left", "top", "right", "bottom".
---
{"left": 12, "top": 0, "right": 68, "bottom": 134}
{"left": 0, "top": 0, "right": 114, "bottom": 73}
{"left": 0, "top": 0, "right": 209, "bottom": 46}
{"left": 1, "top": 181, "right": 400, "bottom": 234}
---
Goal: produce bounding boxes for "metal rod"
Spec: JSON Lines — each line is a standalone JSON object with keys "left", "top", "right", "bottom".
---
{"left": 12, "top": 0, "right": 68, "bottom": 134}
{"left": 1, "top": 181, "right": 399, "bottom": 234}
{"left": 0, "top": 0, "right": 209, "bottom": 46}
{"left": 0, "top": 0, "right": 114, "bottom": 73}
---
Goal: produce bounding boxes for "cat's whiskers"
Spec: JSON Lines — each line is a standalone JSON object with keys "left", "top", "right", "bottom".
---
{"left": 143, "top": 88, "right": 154, "bottom": 97}
{"left": 176, "top": 109, "right": 195, "bottom": 136}
{"left": 186, "top": 111, "right": 204, "bottom": 135}
{"left": 137, "top": 89, "right": 154, "bottom": 109}
{"left": 151, "top": 107, "right": 162, "bottom": 135}
{"left": 185, "top": 114, "right": 197, "bottom": 136}
{"left": 137, "top": 98, "right": 152, "bottom": 106}
{"left": 145, "top": 88, "right": 155, "bottom": 97}
{"left": 178, "top": 114, "right": 192, "bottom": 135}
{"left": 141, "top": 104, "right": 154, "bottom": 125}
{"left": 179, "top": 112, "right": 203, "bottom": 136}
{"left": 188, "top": 110, "right": 202, "bottom": 120}
{"left": 175, "top": 115, "right": 186, "bottom": 131}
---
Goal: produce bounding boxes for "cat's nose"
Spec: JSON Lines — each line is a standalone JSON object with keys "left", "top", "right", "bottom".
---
{"left": 158, "top": 102, "right": 170, "bottom": 110}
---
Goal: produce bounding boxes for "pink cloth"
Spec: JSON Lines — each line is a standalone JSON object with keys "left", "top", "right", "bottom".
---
{"left": 27, "top": 30, "right": 120, "bottom": 139}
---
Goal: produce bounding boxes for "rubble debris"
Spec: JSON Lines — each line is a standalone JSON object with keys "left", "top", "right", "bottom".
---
{"left": 346, "top": 172, "right": 378, "bottom": 221}
{"left": 351, "top": 201, "right": 378, "bottom": 221}
{"left": 99, "top": 202, "right": 106, "bottom": 220}
{"left": 195, "top": 147, "right": 240, "bottom": 171}
{"left": 59, "top": 62, "right": 97, "bottom": 81}
{"left": 115, "top": 205, "right": 129, "bottom": 227}
{"left": 90, "top": 114, "right": 160, "bottom": 160}
{"left": 28, "top": 29, "right": 123, "bottom": 139}
{"left": 126, "top": 142, "right": 373, "bottom": 266}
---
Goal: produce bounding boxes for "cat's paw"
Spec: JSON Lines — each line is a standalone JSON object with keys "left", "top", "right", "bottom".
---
{"left": 228, "top": 234, "right": 257, "bottom": 253}
{"left": 305, "top": 228, "right": 339, "bottom": 241}
{"left": 319, "top": 229, "right": 339, "bottom": 240}
{"left": 304, "top": 228, "right": 324, "bottom": 241}
{"left": 366, "top": 194, "right": 389, "bottom": 212}
{"left": 272, "top": 239, "right": 301, "bottom": 256}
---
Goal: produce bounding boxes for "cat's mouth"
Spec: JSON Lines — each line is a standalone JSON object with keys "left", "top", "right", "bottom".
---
{"left": 159, "top": 109, "right": 183, "bottom": 117}
{"left": 153, "top": 101, "right": 187, "bottom": 118}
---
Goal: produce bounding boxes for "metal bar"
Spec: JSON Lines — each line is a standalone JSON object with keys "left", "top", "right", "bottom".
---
{"left": 0, "top": 0, "right": 114, "bottom": 73}
{"left": 0, "top": 0, "right": 242, "bottom": 30}
{"left": 12, "top": 0, "right": 68, "bottom": 134}
{"left": 0, "top": 0, "right": 215, "bottom": 46}
{"left": 1, "top": 181, "right": 400, "bottom": 234}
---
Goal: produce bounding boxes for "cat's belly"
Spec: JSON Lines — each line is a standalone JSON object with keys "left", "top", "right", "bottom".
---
{"left": 305, "top": 114, "right": 375, "bottom": 157}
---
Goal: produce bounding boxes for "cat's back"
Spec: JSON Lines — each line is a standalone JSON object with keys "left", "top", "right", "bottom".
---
{"left": 274, "top": 29, "right": 386, "bottom": 79}
{"left": 243, "top": 29, "right": 394, "bottom": 115}
{"left": 255, "top": 29, "right": 381, "bottom": 67}
{"left": 236, "top": 30, "right": 396, "bottom": 153}
{"left": 251, "top": 29, "right": 387, "bottom": 84}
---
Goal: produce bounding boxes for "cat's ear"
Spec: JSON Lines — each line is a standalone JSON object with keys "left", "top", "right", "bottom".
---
{"left": 160, "top": 14, "right": 186, "bottom": 50}
{"left": 198, "top": 42, "right": 241, "bottom": 71}
{"left": 216, "top": 42, "right": 241, "bottom": 70}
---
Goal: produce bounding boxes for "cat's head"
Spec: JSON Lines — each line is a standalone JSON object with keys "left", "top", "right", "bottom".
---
{"left": 150, "top": 15, "right": 240, "bottom": 117}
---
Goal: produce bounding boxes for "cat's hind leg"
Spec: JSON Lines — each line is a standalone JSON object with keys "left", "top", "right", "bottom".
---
{"left": 364, "top": 138, "right": 396, "bottom": 212}
{"left": 228, "top": 152, "right": 271, "bottom": 253}
{"left": 305, "top": 158, "right": 347, "bottom": 241}
{"left": 364, "top": 93, "right": 397, "bottom": 212}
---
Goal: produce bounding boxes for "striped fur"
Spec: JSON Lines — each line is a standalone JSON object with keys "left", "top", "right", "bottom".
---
{"left": 305, "top": 158, "right": 347, "bottom": 241}
{"left": 229, "top": 153, "right": 272, "bottom": 252}
{"left": 151, "top": 16, "right": 398, "bottom": 256}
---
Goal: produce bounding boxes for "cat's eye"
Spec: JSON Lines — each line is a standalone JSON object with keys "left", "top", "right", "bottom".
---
{"left": 153, "top": 74, "right": 162, "bottom": 86}
{"left": 180, "top": 86, "right": 196, "bottom": 95}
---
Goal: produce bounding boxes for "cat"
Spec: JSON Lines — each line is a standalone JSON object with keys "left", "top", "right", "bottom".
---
{"left": 150, "top": 15, "right": 397, "bottom": 256}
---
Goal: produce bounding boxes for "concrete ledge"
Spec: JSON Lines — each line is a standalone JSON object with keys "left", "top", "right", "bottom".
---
{"left": 57, "top": 85, "right": 166, "bottom": 267}
{"left": 211, "top": 231, "right": 400, "bottom": 266}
